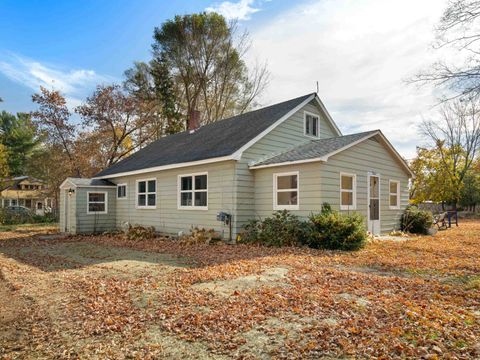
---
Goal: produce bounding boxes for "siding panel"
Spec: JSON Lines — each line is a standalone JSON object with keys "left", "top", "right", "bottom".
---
{"left": 251, "top": 136, "right": 410, "bottom": 234}
{"left": 234, "top": 99, "right": 338, "bottom": 234}
{"left": 113, "top": 160, "right": 236, "bottom": 239}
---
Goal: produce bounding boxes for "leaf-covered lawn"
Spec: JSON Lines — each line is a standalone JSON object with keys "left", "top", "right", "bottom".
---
{"left": 0, "top": 222, "right": 479, "bottom": 359}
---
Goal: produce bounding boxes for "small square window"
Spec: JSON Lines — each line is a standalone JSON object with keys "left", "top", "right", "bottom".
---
{"left": 87, "top": 192, "right": 107, "bottom": 214}
{"left": 179, "top": 174, "right": 208, "bottom": 209}
{"left": 137, "top": 179, "right": 156, "bottom": 208}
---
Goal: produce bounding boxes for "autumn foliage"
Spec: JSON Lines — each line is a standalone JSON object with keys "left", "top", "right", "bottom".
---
{"left": 0, "top": 222, "right": 479, "bottom": 358}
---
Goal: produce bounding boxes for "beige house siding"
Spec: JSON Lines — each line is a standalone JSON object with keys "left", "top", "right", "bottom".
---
{"left": 253, "top": 162, "right": 323, "bottom": 218}
{"left": 234, "top": 99, "right": 338, "bottom": 234}
{"left": 251, "top": 136, "right": 410, "bottom": 233}
{"left": 111, "top": 160, "right": 236, "bottom": 239}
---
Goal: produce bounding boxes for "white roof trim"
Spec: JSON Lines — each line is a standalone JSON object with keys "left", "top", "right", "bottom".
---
{"left": 59, "top": 178, "right": 76, "bottom": 189}
{"left": 250, "top": 131, "right": 414, "bottom": 177}
{"left": 59, "top": 178, "right": 116, "bottom": 189}
{"left": 249, "top": 157, "right": 327, "bottom": 169}
{"left": 93, "top": 155, "right": 235, "bottom": 179}
{"left": 231, "top": 94, "right": 317, "bottom": 160}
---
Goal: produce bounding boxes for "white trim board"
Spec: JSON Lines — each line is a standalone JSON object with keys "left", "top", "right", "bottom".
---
{"left": 59, "top": 178, "right": 116, "bottom": 189}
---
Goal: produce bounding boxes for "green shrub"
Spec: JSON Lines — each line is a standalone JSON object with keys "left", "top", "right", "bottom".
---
{"left": 307, "top": 206, "right": 367, "bottom": 251}
{"left": 0, "top": 208, "right": 33, "bottom": 225}
{"left": 401, "top": 206, "right": 433, "bottom": 234}
{"left": 32, "top": 213, "right": 58, "bottom": 224}
{"left": 240, "top": 210, "right": 310, "bottom": 247}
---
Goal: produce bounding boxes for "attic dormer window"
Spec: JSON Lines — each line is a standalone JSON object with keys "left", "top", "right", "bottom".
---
{"left": 304, "top": 112, "right": 319, "bottom": 138}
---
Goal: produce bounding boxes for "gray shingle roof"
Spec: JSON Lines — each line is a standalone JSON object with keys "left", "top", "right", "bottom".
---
{"left": 251, "top": 130, "right": 379, "bottom": 167}
{"left": 95, "top": 93, "right": 315, "bottom": 178}
{"left": 67, "top": 178, "right": 116, "bottom": 187}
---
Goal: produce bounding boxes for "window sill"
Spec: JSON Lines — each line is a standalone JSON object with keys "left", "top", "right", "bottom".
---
{"left": 389, "top": 206, "right": 400, "bottom": 210}
{"left": 135, "top": 206, "right": 157, "bottom": 210}
{"left": 87, "top": 212, "right": 108, "bottom": 215}
{"left": 274, "top": 205, "right": 299, "bottom": 211}
{"left": 340, "top": 206, "right": 356, "bottom": 211}
{"left": 178, "top": 206, "right": 209, "bottom": 211}
{"left": 304, "top": 134, "right": 320, "bottom": 139}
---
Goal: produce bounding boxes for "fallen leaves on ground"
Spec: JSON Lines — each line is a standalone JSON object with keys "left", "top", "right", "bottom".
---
{"left": 0, "top": 221, "right": 479, "bottom": 359}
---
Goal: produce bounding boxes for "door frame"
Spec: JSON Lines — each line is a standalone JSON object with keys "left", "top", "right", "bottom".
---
{"left": 367, "top": 172, "right": 381, "bottom": 235}
{"left": 64, "top": 190, "right": 69, "bottom": 232}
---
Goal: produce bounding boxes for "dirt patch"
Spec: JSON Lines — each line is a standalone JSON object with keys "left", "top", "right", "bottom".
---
{"left": 192, "top": 267, "right": 290, "bottom": 296}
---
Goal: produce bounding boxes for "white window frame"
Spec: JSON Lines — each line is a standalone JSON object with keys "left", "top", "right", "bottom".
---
{"left": 304, "top": 111, "right": 320, "bottom": 138}
{"left": 389, "top": 180, "right": 400, "bottom": 209}
{"left": 117, "top": 183, "right": 127, "bottom": 200}
{"left": 340, "top": 172, "right": 356, "bottom": 210}
{"left": 87, "top": 191, "right": 108, "bottom": 214}
{"left": 177, "top": 172, "right": 208, "bottom": 210}
{"left": 273, "top": 171, "right": 300, "bottom": 211}
{"left": 136, "top": 178, "right": 157, "bottom": 209}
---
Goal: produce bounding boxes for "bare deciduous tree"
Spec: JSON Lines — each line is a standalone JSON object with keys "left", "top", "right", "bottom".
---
{"left": 413, "top": 0, "right": 480, "bottom": 98}
{"left": 75, "top": 84, "right": 152, "bottom": 168}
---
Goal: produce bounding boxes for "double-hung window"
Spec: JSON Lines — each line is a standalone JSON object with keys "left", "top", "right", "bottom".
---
{"left": 179, "top": 173, "right": 208, "bottom": 209}
{"left": 274, "top": 172, "right": 299, "bottom": 210}
{"left": 87, "top": 192, "right": 107, "bottom": 214}
{"left": 340, "top": 173, "right": 356, "bottom": 210}
{"left": 136, "top": 179, "right": 156, "bottom": 208}
{"left": 117, "top": 184, "right": 127, "bottom": 199}
{"left": 304, "top": 112, "right": 320, "bottom": 138}
{"left": 389, "top": 180, "right": 400, "bottom": 209}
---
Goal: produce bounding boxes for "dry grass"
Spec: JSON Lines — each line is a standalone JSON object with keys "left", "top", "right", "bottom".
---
{"left": 0, "top": 221, "right": 479, "bottom": 359}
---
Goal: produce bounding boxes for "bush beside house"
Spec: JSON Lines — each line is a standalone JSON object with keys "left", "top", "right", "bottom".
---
{"left": 401, "top": 205, "right": 433, "bottom": 234}
{"left": 240, "top": 206, "right": 367, "bottom": 251}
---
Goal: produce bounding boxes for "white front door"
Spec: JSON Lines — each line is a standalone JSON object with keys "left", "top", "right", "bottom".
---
{"left": 368, "top": 173, "right": 380, "bottom": 235}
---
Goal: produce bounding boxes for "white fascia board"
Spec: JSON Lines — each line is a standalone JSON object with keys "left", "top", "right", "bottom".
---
{"left": 93, "top": 155, "right": 235, "bottom": 180}
{"left": 250, "top": 157, "right": 328, "bottom": 170}
{"left": 59, "top": 178, "right": 76, "bottom": 189}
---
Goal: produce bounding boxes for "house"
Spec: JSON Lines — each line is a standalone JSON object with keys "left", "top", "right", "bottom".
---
{"left": 1, "top": 176, "right": 55, "bottom": 215}
{"left": 59, "top": 93, "right": 413, "bottom": 238}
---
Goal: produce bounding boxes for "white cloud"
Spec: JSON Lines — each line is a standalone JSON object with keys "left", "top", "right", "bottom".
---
{"left": 248, "top": 0, "right": 453, "bottom": 158}
{"left": 0, "top": 52, "right": 113, "bottom": 109}
{"left": 206, "top": 0, "right": 260, "bottom": 21}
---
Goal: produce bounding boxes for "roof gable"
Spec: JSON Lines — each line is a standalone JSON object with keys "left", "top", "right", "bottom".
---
{"left": 95, "top": 93, "right": 325, "bottom": 179}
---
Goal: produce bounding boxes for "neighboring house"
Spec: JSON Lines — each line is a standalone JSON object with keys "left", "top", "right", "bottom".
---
{"left": 1, "top": 176, "right": 55, "bottom": 215}
{"left": 59, "top": 93, "right": 413, "bottom": 238}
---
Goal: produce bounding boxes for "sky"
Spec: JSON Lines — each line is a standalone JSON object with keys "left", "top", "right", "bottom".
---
{"left": 0, "top": 0, "right": 452, "bottom": 158}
